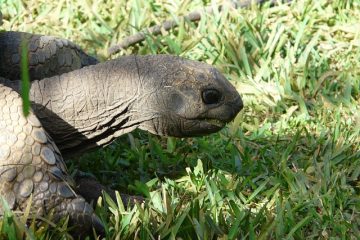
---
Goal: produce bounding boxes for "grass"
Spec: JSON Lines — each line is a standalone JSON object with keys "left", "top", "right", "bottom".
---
{"left": 1, "top": 0, "right": 359, "bottom": 239}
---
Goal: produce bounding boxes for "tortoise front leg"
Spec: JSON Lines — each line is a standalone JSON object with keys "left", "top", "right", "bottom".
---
{"left": 74, "top": 172, "right": 144, "bottom": 207}
{"left": 0, "top": 83, "right": 103, "bottom": 236}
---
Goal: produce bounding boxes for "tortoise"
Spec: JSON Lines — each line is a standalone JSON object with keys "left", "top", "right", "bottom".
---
{"left": 0, "top": 12, "right": 243, "bottom": 236}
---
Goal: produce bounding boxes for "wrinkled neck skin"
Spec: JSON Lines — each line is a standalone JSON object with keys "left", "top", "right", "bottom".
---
{"left": 29, "top": 56, "right": 155, "bottom": 158}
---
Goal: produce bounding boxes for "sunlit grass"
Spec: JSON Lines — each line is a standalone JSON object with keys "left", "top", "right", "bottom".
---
{"left": 0, "top": 0, "right": 359, "bottom": 239}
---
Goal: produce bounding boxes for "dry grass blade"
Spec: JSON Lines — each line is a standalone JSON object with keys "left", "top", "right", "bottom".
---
{"left": 108, "top": 0, "right": 292, "bottom": 55}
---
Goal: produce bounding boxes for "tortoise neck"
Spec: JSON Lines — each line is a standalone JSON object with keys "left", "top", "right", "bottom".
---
{"left": 29, "top": 57, "right": 145, "bottom": 158}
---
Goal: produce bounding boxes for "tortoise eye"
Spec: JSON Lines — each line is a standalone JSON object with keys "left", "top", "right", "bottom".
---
{"left": 202, "top": 89, "right": 222, "bottom": 105}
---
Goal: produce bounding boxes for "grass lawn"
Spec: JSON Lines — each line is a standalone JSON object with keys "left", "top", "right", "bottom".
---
{"left": 0, "top": 0, "right": 359, "bottom": 239}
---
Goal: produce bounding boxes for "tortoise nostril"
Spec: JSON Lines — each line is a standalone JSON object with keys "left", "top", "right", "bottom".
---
{"left": 202, "top": 89, "right": 222, "bottom": 105}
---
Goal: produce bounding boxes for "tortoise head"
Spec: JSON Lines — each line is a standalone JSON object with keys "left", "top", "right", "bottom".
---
{"left": 135, "top": 55, "right": 243, "bottom": 137}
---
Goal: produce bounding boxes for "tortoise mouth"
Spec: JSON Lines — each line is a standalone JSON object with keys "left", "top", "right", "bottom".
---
{"left": 178, "top": 118, "right": 226, "bottom": 137}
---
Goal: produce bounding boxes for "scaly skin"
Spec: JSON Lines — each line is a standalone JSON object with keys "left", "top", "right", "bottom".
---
{"left": 0, "top": 82, "right": 103, "bottom": 235}
{"left": 0, "top": 31, "right": 98, "bottom": 80}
